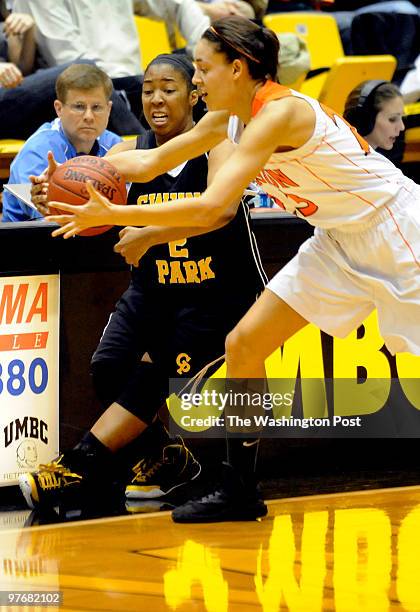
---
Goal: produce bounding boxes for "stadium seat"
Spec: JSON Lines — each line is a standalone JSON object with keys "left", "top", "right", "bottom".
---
{"left": 403, "top": 102, "right": 420, "bottom": 163}
{"left": 134, "top": 15, "right": 171, "bottom": 70}
{"left": 318, "top": 55, "right": 397, "bottom": 115}
{"left": 0, "top": 140, "right": 25, "bottom": 179}
{"left": 263, "top": 13, "right": 343, "bottom": 99}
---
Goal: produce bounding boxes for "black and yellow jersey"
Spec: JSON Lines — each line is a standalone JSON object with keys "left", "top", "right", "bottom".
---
{"left": 129, "top": 130, "right": 266, "bottom": 301}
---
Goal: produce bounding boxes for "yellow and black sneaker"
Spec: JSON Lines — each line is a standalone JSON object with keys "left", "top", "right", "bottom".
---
{"left": 19, "top": 455, "right": 83, "bottom": 509}
{"left": 125, "top": 443, "right": 201, "bottom": 500}
{"left": 125, "top": 499, "right": 175, "bottom": 514}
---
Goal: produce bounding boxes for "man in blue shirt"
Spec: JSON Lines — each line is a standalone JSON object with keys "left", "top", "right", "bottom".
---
{"left": 2, "top": 63, "right": 121, "bottom": 222}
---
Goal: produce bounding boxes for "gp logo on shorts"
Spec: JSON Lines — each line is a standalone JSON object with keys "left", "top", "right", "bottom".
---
{"left": 176, "top": 353, "right": 191, "bottom": 375}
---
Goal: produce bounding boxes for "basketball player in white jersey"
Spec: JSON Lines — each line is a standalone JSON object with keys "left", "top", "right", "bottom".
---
{"left": 46, "top": 16, "right": 420, "bottom": 523}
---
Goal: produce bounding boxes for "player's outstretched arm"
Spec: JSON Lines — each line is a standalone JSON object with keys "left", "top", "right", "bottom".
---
{"left": 105, "top": 110, "right": 229, "bottom": 182}
{"left": 113, "top": 139, "right": 240, "bottom": 265}
{"left": 46, "top": 140, "right": 240, "bottom": 239}
{"left": 47, "top": 98, "right": 314, "bottom": 237}
{"left": 105, "top": 139, "right": 137, "bottom": 157}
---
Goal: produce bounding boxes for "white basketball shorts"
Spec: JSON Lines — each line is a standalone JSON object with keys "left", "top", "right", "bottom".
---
{"left": 267, "top": 195, "right": 420, "bottom": 355}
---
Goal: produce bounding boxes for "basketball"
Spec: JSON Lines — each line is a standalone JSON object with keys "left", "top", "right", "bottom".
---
{"left": 47, "top": 155, "right": 127, "bottom": 236}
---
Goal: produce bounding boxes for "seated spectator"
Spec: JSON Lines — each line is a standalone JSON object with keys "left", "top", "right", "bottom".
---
{"left": 343, "top": 80, "right": 405, "bottom": 164}
{"left": 2, "top": 63, "right": 121, "bottom": 222}
{"left": 13, "top": 0, "right": 213, "bottom": 128}
{"left": 276, "top": 31, "right": 310, "bottom": 84}
{"left": 136, "top": 0, "right": 267, "bottom": 61}
{"left": 134, "top": 0, "right": 211, "bottom": 57}
{"left": 264, "top": 1, "right": 418, "bottom": 57}
{"left": 0, "top": 1, "right": 36, "bottom": 87}
{"left": 12, "top": 0, "right": 146, "bottom": 133}
{"left": 0, "top": 2, "right": 143, "bottom": 137}
{"left": 325, "top": 1, "right": 419, "bottom": 55}
{"left": 350, "top": 8, "right": 419, "bottom": 84}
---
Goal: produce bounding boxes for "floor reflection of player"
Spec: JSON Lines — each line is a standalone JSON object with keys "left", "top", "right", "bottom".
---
{"left": 19, "top": 53, "right": 266, "bottom": 517}
{"left": 47, "top": 16, "right": 420, "bottom": 523}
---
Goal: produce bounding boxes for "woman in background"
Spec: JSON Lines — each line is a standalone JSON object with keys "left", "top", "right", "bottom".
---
{"left": 344, "top": 80, "right": 405, "bottom": 163}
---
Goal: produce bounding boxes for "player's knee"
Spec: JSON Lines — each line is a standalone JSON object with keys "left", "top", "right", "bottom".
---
{"left": 225, "top": 326, "right": 254, "bottom": 363}
{"left": 90, "top": 358, "right": 126, "bottom": 407}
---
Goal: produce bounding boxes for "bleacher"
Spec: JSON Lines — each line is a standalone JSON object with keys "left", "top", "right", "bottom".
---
{"left": 1, "top": 7, "right": 420, "bottom": 194}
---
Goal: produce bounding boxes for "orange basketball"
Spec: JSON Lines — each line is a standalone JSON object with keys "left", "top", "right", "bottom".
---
{"left": 47, "top": 155, "right": 127, "bottom": 236}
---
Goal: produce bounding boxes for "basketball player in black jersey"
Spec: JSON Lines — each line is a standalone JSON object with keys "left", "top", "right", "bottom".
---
{"left": 19, "top": 54, "right": 267, "bottom": 520}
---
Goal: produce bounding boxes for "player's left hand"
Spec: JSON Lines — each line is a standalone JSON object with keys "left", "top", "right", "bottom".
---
{"left": 114, "top": 226, "right": 153, "bottom": 266}
{"left": 30, "top": 181, "right": 49, "bottom": 215}
{"left": 46, "top": 181, "right": 113, "bottom": 238}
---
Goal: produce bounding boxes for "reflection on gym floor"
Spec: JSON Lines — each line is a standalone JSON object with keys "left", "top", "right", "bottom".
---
{"left": 1, "top": 485, "right": 420, "bottom": 610}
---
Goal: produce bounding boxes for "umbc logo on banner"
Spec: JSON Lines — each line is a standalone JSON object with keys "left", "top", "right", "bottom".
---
{"left": 0, "top": 275, "right": 59, "bottom": 485}
{"left": 169, "top": 311, "right": 420, "bottom": 438}
{"left": 3, "top": 416, "right": 48, "bottom": 469}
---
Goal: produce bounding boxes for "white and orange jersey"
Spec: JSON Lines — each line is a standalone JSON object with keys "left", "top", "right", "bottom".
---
{"left": 228, "top": 81, "right": 419, "bottom": 229}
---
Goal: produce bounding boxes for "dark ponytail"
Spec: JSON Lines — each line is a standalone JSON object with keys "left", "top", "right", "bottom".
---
{"left": 257, "top": 27, "right": 279, "bottom": 82}
{"left": 202, "top": 16, "right": 279, "bottom": 82}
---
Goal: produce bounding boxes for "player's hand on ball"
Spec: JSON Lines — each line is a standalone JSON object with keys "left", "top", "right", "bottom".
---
{"left": 114, "top": 227, "right": 153, "bottom": 266}
{"left": 45, "top": 150, "right": 59, "bottom": 178}
{"left": 46, "top": 181, "right": 113, "bottom": 238}
{"left": 29, "top": 151, "right": 60, "bottom": 215}
{"left": 30, "top": 181, "right": 49, "bottom": 216}
{"left": 30, "top": 151, "right": 59, "bottom": 185}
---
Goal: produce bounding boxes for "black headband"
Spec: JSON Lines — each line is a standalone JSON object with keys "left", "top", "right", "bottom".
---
{"left": 146, "top": 53, "right": 194, "bottom": 83}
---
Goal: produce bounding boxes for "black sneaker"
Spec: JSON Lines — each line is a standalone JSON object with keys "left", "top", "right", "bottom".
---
{"left": 125, "top": 443, "right": 201, "bottom": 499}
{"left": 19, "top": 455, "right": 83, "bottom": 509}
{"left": 172, "top": 462, "right": 268, "bottom": 523}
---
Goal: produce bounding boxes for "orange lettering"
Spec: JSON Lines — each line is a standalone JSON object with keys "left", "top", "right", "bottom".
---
{"left": 0, "top": 284, "right": 28, "bottom": 325}
{"left": 26, "top": 283, "right": 48, "bottom": 323}
{"left": 286, "top": 193, "right": 318, "bottom": 217}
{"left": 258, "top": 168, "right": 298, "bottom": 190}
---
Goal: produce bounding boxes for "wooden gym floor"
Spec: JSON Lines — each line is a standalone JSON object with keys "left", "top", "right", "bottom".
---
{"left": 1, "top": 482, "right": 420, "bottom": 610}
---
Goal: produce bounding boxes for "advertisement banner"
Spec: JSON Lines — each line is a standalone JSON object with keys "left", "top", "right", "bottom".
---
{"left": 0, "top": 275, "right": 59, "bottom": 486}
{"left": 169, "top": 311, "right": 420, "bottom": 438}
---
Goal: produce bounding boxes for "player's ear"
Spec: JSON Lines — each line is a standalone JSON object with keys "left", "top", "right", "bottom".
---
{"left": 190, "top": 89, "right": 199, "bottom": 107}
{"left": 232, "top": 58, "right": 243, "bottom": 80}
{"left": 54, "top": 99, "right": 63, "bottom": 116}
